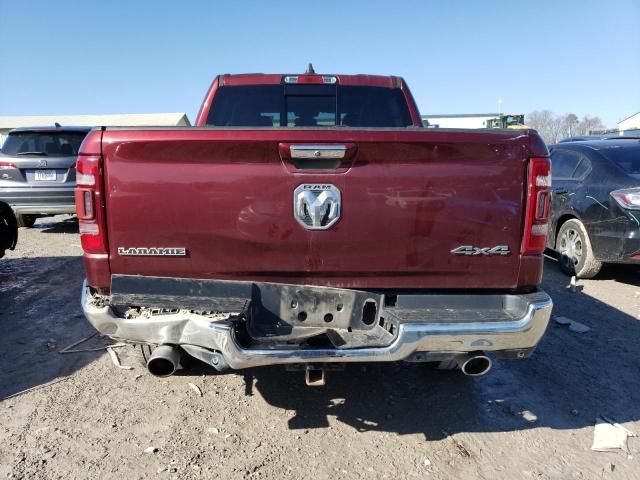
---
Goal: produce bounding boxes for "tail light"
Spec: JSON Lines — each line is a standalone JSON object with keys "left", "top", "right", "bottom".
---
{"left": 0, "top": 162, "right": 17, "bottom": 170}
{"left": 75, "top": 155, "right": 108, "bottom": 254}
{"left": 522, "top": 157, "right": 551, "bottom": 255}
{"left": 611, "top": 188, "right": 640, "bottom": 210}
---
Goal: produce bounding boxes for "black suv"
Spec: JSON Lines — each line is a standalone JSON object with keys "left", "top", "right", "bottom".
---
{"left": 547, "top": 139, "right": 640, "bottom": 277}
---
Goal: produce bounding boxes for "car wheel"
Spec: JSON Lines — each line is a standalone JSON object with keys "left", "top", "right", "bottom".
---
{"left": 556, "top": 219, "right": 602, "bottom": 278}
{"left": 16, "top": 214, "right": 37, "bottom": 228}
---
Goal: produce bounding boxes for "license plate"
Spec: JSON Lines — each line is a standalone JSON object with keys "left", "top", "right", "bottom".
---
{"left": 35, "top": 170, "right": 56, "bottom": 181}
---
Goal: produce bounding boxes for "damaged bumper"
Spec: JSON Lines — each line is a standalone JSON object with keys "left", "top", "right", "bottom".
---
{"left": 81, "top": 278, "right": 553, "bottom": 370}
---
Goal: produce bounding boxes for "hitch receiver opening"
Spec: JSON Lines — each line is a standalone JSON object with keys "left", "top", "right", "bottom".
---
{"left": 305, "top": 366, "right": 326, "bottom": 386}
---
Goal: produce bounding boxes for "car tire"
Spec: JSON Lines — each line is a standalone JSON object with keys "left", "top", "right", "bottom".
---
{"left": 16, "top": 214, "right": 37, "bottom": 228}
{"left": 0, "top": 202, "right": 18, "bottom": 257}
{"left": 556, "top": 219, "right": 602, "bottom": 278}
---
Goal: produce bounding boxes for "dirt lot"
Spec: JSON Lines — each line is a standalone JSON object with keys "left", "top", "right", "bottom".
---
{"left": 1, "top": 216, "right": 639, "bottom": 480}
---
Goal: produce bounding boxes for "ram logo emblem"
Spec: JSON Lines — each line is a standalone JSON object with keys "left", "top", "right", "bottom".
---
{"left": 294, "top": 184, "right": 341, "bottom": 230}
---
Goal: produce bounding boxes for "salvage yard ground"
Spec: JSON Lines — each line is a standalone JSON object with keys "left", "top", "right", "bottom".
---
{"left": 1, "top": 216, "right": 639, "bottom": 480}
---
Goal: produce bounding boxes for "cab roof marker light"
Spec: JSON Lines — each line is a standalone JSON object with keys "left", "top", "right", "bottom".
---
{"left": 283, "top": 75, "right": 337, "bottom": 84}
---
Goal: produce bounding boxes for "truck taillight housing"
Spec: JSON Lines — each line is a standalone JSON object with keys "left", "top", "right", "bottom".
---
{"left": 522, "top": 157, "right": 551, "bottom": 255}
{"left": 75, "top": 155, "right": 108, "bottom": 255}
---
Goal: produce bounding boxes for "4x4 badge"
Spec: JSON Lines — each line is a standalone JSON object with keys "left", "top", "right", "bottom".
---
{"left": 451, "top": 245, "right": 511, "bottom": 256}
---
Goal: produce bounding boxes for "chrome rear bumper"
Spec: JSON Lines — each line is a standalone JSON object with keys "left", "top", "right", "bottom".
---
{"left": 81, "top": 281, "right": 552, "bottom": 370}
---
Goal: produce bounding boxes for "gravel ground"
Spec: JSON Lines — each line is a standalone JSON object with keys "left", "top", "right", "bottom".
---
{"left": 1, "top": 215, "right": 639, "bottom": 479}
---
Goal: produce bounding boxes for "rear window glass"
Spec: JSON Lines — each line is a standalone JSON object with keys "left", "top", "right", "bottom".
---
{"left": 338, "top": 86, "right": 412, "bottom": 127}
{"left": 1, "top": 131, "right": 88, "bottom": 156}
{"left": 601, "top": 145, "right": 640, "bottom": 174}
{"left": 286, "top": 94, "right": 336, "bottom": 127}
{"left": 573, "top": 157, "right": 590, "bottom": 178}
{"left": 551, "top": 149, "right": 581, "bottom": 178}
{"left": 207, "top": 85, "right": 412, "bottom": 128}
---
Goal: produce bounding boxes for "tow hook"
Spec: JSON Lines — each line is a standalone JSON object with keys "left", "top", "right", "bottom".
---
{"left": 305, "top": 365, "right": 326, "bottom": 386}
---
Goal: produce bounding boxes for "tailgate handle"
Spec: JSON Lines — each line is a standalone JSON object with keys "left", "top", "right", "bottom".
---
{"left": 279, "top": 143, "right": 357, "bottom": 170}
{"left": 290, "top": 145, "right": 347, "bottom": 159}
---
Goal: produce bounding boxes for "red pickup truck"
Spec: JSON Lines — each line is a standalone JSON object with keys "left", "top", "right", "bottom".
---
{"left": 77, "top": 69, "right": 553, "bottom": 384}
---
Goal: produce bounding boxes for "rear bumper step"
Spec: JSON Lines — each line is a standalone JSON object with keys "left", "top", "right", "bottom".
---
{"left": 82, "top": 278, "right": 553, "bottom": 370}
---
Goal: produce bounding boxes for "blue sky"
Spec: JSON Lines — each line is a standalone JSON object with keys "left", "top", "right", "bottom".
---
{"left": 0, "top": 0, "right": 638, "bottom": 127}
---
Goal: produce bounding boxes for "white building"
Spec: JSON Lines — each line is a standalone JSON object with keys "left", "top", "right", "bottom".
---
{"left": 422, "top": 113, "right": 501, "bottom": 129}
{"left": 0, "top": 113, "right": 190, "bottom": 146}
{"left": 617, "top": 112, "right": 640, "bottom": 133}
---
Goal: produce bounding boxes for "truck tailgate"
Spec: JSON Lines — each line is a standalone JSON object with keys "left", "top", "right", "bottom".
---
{"left": 102, "top": 128, "right": 531, "bottom": 290}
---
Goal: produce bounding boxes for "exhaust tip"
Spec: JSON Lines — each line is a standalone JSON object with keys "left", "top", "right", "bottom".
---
{"left": 147, "top": 345, "right": 180, "bottom": 377}
{"left": 459, "top": 355, "right": 492, "bottom": 376}
{"left": 147, "top": 357, "right": 177, "bottom": 377}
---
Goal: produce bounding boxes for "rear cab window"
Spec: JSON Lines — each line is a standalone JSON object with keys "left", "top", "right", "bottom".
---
{"left": 1, "top": 131, "right": 88, "bottom": 156}
{"left": 206, "top": 84, "right": 412, "bottom": 128}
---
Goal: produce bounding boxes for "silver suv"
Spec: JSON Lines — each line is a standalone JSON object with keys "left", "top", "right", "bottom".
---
{"left": 0, "top": 126, "right": 91, "bottom": 227}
